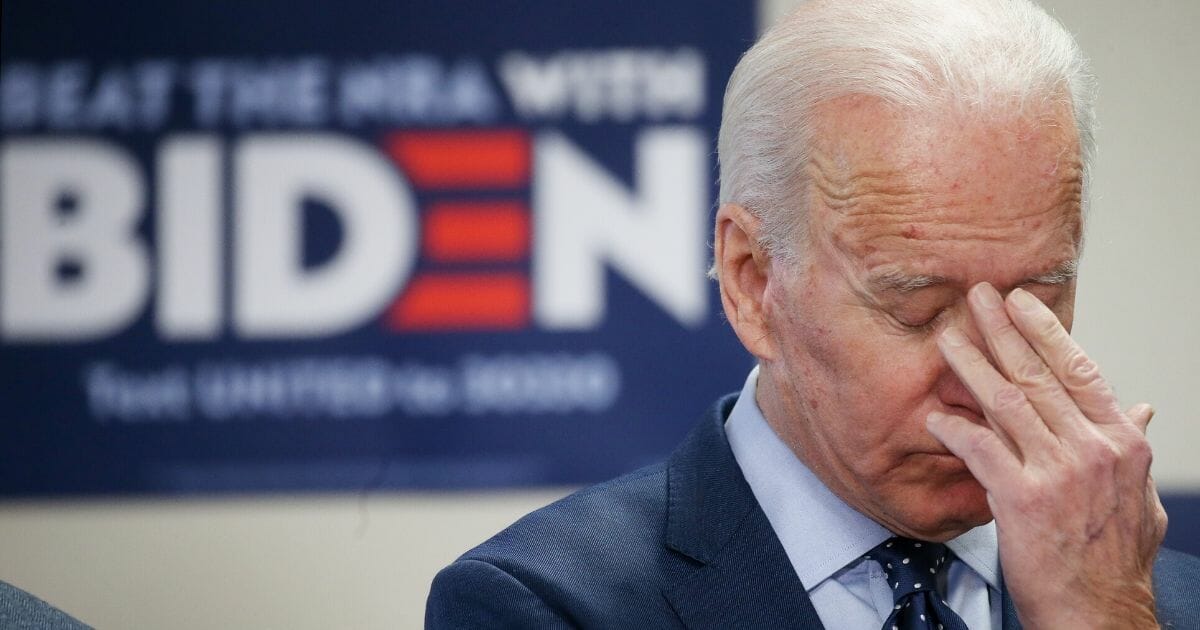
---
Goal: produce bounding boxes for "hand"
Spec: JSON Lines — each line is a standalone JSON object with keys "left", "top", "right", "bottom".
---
{"left": 926, "top": 282, "right": 1166, "bottom": 630}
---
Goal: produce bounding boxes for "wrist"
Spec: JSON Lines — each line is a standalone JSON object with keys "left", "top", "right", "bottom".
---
{"left": 1019, "top": 581, "right": 1157, "bottom": 630}
{"left": 1094, "top": 589, "right": 1157, "bottom": 630}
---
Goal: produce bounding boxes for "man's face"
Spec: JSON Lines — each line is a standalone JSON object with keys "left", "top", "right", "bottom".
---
{"left": 754, "top": 96, "right": 1083, "bottom": 540}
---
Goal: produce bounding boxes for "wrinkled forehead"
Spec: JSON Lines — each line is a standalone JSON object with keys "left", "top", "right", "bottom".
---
{"left": 807, "top": 94, "right": 1083, "bottom": 186}
{"left": 802, "top": 95, "right": 1084, "bottom": 285}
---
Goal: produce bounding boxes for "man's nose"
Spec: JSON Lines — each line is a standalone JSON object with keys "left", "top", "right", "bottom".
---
{"left": 933, "top": 304, "right": 992, "bottom": 418}
{"left": 949, "top": 303, "right": 996, "bottom": 368}
{"left": 940, "top": 298, "right": 998, "bottom": 364}
{"left": 936, "top": 367, "right": 985, "bottom": 419}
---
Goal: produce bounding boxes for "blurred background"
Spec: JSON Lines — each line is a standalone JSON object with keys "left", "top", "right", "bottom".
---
{"left": 0, "top": 0, "right": 1196, "bottom": 627}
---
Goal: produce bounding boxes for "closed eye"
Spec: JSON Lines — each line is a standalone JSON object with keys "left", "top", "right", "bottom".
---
{"left": 894, "top": 309, "right": 947, "bottom": 334}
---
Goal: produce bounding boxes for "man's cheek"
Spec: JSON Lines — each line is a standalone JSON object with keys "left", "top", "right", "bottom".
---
{"left": 835, "top": 330, "right": 908, "bottom": 373}
{"left": 854, "top": 339, "right": 942, "bottom": 402}
{"left": 791, "top": 306, "right": 878, "bottom": 370}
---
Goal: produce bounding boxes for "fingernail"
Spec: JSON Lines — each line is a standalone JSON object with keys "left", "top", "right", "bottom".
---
{"left": 1009, "top": 288, "right": 1040, "bottom": 312}
{"left": 973, "top": 283, "right": 1002, "bottom": 309}
{"left": 940, "top": 327, "right": 967, "bottom": 347}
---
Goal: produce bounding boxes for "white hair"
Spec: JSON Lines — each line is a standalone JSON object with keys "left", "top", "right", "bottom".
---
{"left": 716, "top": 0, "right": 1097, "bottom": 268}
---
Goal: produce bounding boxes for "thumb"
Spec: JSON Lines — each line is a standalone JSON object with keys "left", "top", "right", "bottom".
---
{"left": 1126, "top": 403, "right": 1154, "bottom": 433}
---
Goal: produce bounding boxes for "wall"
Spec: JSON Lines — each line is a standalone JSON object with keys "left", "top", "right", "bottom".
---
{"left": 0, "top": 492, "right": 569, "bottom": 628}
{"left": 1, "top": 1, "right": 1196, "bottom": 627}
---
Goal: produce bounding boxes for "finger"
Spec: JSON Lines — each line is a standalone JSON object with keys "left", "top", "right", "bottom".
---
{"left": 1005, "top": 287, "right": 1125, "bottom": 424}
{"left": 1126, "top": 403, "right": 1154, "bottom": 434}
{"left": 938, "top": 327, "right": 1057, "bottom": 460}
{"left": 967, "top": 283, "right": 1088, "bottom": 439}
{"left": 926, "top": 411, "right": 1022, "bottom": 485}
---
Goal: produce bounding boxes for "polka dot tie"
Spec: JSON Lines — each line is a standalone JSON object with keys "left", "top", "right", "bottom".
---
{"left": 866, "top": 537, "right": 970, "bottom": 630}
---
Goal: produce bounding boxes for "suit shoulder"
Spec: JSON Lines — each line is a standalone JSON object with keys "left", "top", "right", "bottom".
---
{"left": 463, "top": 462, "right": 669, "bottom": 568}
{"left": 428, "top": 463, "right": 679, "bottom": 627}
{"left": 0, "top": 580, "right": 91, "bottom": 629}
{"left": 427, "top": 558, "right": 573, "bottom": 629}
{"left": 1155, "top": 546, "right": 1200, "bottom": 582}
{"left": 1154, "top": 547, "right": 1200, "bottom": 628}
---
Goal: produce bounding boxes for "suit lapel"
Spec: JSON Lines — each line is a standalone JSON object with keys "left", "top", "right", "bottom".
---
{"left": 1000, "top": 580, "right": 1023, "bottom": 630}
{"left": 660, "top": 396, "right": 825, "bottom": 629}
{"left": 663, "top": 503, "right": 826, "bottom": 629}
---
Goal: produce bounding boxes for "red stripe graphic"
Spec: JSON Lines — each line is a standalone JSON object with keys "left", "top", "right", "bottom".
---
{"left": 386, "top": 130, "right": 530, "bottom": 188}
{"left": 386, "top": 273, "right": 529, "bottom": 330}
{"left": 424, "top": 201, "right": 529, "bottom": 262}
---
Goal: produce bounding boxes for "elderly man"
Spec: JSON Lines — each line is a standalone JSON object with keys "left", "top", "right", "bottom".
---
{"left": 427, "top": 0, "right": 1200, "bottom": 628}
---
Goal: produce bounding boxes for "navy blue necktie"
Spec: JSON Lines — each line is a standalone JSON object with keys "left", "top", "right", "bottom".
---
{"left": 867, "top": 537, "right": 969, "bottom": 630}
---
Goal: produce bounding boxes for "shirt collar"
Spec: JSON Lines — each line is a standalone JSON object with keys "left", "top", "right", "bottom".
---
{"left": 725, "top": 366, "right": 1000, "bottom": 591}
{"left": 946, "top": 520, "right": 1000, "bottom": 589}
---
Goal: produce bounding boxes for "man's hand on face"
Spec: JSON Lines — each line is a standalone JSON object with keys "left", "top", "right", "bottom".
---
{"left": 926, "top": 282, "right": 1167, "bottom": 630}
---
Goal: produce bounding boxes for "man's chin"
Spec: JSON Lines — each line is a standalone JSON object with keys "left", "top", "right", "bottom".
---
{"left": 886, "top": 477, "right": 993, "bottom": 542}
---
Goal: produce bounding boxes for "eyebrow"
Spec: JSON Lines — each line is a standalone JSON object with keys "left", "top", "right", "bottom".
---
{"left": 867, "top": 259, "right": 1079, "bottom": 294}
{"left": 1024, "top": 258, "right": 1079, "bottom": 286}
{"left": 867, "top": 270, "right": 949, "bottom": 293}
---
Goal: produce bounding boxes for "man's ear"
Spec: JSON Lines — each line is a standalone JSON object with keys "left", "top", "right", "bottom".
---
{"left": 713, "top": 203, "right": 776, "bottom": 361}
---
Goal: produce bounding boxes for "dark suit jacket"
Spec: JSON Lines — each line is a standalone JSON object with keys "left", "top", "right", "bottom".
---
{"left": 0, "top": 580, "right": 90, "bottom": 629}
{"left": 427, "top": 394, "right": 1200, "bottom": 629}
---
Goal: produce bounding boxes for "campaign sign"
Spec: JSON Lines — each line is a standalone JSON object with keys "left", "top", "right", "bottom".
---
{"left": 0, "top": 2, "right": 757, "bottom": 494}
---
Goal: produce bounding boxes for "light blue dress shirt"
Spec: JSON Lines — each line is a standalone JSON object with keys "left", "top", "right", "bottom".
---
{"left": 725, "top": 367, "right": 1002, "bottom": 629}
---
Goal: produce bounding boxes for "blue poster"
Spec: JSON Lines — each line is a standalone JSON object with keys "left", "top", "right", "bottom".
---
{"left": 0, "top": 1, "right": 757, "bottom": 494}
